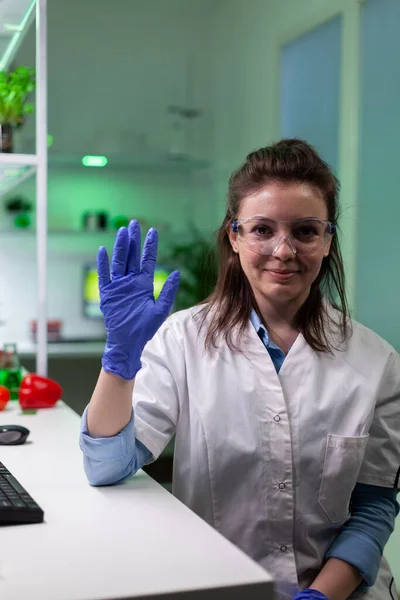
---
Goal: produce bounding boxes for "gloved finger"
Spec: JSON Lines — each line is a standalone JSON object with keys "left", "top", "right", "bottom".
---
{"left": 97, "top": 246, "right": 111, "bottom": 290}
{"left": 140, "top": 228, "right": 158, "bottom": 276}
{"left": 156, "top": 270, "right": 180, "bottom": 317}
{"left": 292, "top": 592, "right": 328, "bottom": 600}
{"left": 111, "top": 227, "right": 129, "bottom": 279}
{"left": 127, "top": 220, "right": 141, "bottom": 274}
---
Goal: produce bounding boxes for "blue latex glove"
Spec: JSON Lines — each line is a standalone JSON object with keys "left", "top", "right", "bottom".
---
{"left": 293, "top": 590, "right": 328, "bottom": 600}
{"left": 97, "top": 220, "right": 180, "bottom": 380}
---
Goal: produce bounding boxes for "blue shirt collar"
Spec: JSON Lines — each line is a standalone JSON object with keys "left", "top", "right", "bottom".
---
{"left": 250, "top": 308, "right": 270, "bottom": 344}
{"left": 250, "top": 308, "right": 288, "bottom": 355}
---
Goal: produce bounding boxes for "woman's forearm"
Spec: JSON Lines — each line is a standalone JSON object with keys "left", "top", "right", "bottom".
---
{"left": 86, "top": 369, "right": 135, "bottom": 438}
{"left": 310, "top": 558, "right": 363, "bottom": 600}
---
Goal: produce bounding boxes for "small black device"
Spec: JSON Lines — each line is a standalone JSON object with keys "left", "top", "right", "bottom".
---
{"left": 0, "top": 461, "right": 44, "bottom": 524}
{"left": 0, "top": 425, "right": 30, "bottom": 445}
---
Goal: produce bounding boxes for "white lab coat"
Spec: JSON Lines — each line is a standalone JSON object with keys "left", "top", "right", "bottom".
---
{"left": 132, "top": 304, "right": 400, "bottom": 600}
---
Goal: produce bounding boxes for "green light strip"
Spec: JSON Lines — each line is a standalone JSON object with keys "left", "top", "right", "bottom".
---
{"left": 82, "top": 155, "right": 108, "bottom": 167}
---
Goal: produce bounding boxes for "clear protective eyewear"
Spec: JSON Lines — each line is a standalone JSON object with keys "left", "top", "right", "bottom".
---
{"left": 232, "top": 217, "right": 336, "bottom": 257}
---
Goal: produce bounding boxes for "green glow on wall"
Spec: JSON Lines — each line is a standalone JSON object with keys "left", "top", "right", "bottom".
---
{"left": 82, "top": 155, "right": 108, "bottom": 167}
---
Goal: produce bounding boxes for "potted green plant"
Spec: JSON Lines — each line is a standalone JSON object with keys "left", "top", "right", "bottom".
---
{"left": 0, "top": 66, "right": 35, "bottom": 153}
{"left": 167, "top": 226, "right": 218, "bottom": 311}
{"left": 4, "top": 194, "right": 33, "bottom": 229}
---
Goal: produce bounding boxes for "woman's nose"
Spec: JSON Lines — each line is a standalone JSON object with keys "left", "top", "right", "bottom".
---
{"left": 271, "top": 235, "right": 297, "bottom": 259}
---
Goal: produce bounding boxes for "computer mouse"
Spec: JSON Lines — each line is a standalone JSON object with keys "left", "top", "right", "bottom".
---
{"left": 0, "top": 425, "right": 30, "bottom": 445}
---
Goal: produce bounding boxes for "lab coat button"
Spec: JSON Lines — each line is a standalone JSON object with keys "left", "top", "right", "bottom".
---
{"left": 278, "top": 482, "right": 286, "bottom": 490}
{"left": 273, "top": 415, "right": 281, "bottom": 422}
{"left": 280, "top": 545, "right": 287, "bottom": 552}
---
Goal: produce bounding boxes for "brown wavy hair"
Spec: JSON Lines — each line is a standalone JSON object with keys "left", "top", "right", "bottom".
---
{"left": 200, "top": 138, "right": 351, "bottom": 353}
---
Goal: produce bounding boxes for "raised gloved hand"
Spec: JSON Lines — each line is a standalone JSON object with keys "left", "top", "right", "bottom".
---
{"left": 293, "top": 589, "right": 328, "bottom": 600}
{"left": 98, "top": 220, "right": 180, "bottom": 380}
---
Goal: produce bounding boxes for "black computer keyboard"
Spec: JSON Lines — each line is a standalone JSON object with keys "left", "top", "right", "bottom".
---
{"left": 0, "top": 462, "right": 44, "bottom": 524}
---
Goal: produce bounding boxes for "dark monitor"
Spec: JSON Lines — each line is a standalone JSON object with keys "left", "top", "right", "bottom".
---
{"left": 83, "top": 264, "right": 172, "bottom": 319}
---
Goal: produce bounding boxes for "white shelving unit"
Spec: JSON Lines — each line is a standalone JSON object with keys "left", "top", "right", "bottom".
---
{"left": 0, "top": 0, "right": 48, "bottom": 376}
{"left": 0, "top": 153, "right": 37, "bottom": 195}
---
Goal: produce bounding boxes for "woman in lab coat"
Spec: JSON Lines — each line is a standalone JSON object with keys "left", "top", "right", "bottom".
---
{"left": 80, "top": 139, "right": 400, "bottom": 600}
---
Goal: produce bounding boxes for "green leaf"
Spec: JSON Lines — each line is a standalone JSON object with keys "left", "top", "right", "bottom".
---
{"left": 23, "top": 103, "right": 34, "bottom": 114}
{"left": 0, "top": 65, "right": 35, "bottom": 125}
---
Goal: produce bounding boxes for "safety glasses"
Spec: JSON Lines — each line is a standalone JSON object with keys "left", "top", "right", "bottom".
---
{"left": 231, "top": 217, "right": 336, "bottom": 257}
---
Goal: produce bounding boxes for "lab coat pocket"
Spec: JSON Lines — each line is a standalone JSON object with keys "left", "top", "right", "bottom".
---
{"left": 318, "top": 434, "right": 369, "bottom": 523}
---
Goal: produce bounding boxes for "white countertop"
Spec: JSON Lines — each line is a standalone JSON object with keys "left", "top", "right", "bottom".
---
{"left": 16, "top": 340, "right": 105, "bottom": 358}
{"left": 0, "top": 402, "right": 274, "bottom": 600}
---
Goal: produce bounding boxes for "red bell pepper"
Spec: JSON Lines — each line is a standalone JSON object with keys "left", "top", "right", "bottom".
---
{"left": 0, "top": 385, "right": 10, "bottom": 410}
{"left": 18, "top": 374, "right": 62, "bottom": 409}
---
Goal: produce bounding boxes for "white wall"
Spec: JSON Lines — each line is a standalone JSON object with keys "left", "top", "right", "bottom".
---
{"left": 15, "top": 0, "right": 215, "bottom": 163}
{"left": 355, "top": 0, "right": 400, "bottom": 349}
{"left": 0, "top": 0, "right": 218, "bottom": 343}
{"left": 0, "top": 232, "right": 109, "bottom": 342}
{"left": 6, "top": 0, "right": 218, "bottom": 232}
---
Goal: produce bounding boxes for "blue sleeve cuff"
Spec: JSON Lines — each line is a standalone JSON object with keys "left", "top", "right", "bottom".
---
{"left": 325, "top": 483, "right": 399, "bottom": 587}
{"left": 80, "top": 404, "right": 136, "bottom": 461}
{"left": 79, "top": 405, "right": 152, "bottom": 486}
{"left": 325, "top": 529, "right": 382, "bottom": 587}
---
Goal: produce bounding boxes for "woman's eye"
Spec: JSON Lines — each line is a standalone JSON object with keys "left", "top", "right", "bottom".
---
{"left": 252, "top": 226, "right": 270, "bottom": 235}
{"left": 296, "top": 226, "right": 318, "bottom": 238}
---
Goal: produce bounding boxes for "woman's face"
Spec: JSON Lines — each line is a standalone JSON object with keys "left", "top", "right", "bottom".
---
{"left": 228, "top": 182, "right": 332, "bottom": 310}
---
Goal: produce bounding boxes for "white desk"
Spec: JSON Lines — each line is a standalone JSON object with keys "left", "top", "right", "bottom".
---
{"left": 0, "top": 402, "right": 274, "bottom": 600}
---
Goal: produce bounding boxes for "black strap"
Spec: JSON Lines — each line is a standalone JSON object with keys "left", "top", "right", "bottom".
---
{"left": 389, "top": 577, "right": 396, "bottom": 600}
{"left": 394, "top": 466, "right": 400, "bottom": 489}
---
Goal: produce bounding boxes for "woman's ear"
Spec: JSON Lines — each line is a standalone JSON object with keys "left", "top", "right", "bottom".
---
{"left": 323, "top": 238, "right": 333, "bottom": 257}
{"left": 228, "top": 226, "right": 239, "bottom": 253}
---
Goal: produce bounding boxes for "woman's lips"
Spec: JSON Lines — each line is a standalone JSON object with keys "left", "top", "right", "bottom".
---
{"left": 265, "top": 270, "right": 299, "bottom": 281}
